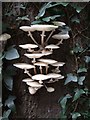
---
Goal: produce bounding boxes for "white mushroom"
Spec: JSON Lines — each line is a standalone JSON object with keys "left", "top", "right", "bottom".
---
{"left": 46, "top": 87, "right": 55, "bottom": 93}
{"left": 30, "top": 24, "right": 58, "bottom": 46}
{"left": 19, "top": 44, "right": 38, "bottom": 52}
{"left": 34, "top": 62, "right": 48, "bottom": 74}
{"left": 22, "top": 78, "right": 34, "bottom": 82}
{"left": 13, "top": 63, "right": 35, "bottom": 69}
{"left": 24, "top": 53, "right": 44, "bottom": 63}
{"left": 19, "top": 26, "right": 35, "bottom": 32}
{"left": 47, "top": 73, "right": 62, "bottom": 79}
{"left": 32, "top": 74, "right": 49, "bottom": 83}
{"left": 30, "top": 24, "right": 58, "bottom": 31}
{"left": 41, "top": 50, "right": 52, "bottom": 56}
{"left": 52, "top": 33, "right": 70, "bottom": 45}
{"left": 53, "top": 21, "right": 66, "bottom": 26}
{"left": 28, "top": 87, "right": 37, "bottom": 95}
{"left": 45, "top": 44, "right": 60, "bottom": 51}
{"left": 13, "top": 63, "right": 35, "bottom": 77}
{"left": 52, "top": 62, "right": 65, "bottom": 67}
{"left": 38, "top": 59, "right": 57, "bottom": 74}
{"left": 26, "top": 81, "right": 43, "bottom": 87}
{"left": 38, "top": 59, "right": 57, "bottom": 64}
{"left": 0, "top": 33, "right": 11, "bottom": 41}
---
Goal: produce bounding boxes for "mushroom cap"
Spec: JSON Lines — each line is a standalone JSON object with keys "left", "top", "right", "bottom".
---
{"left": 46, "top": 87, "right": 55, "bottom": 92}
{"left": 13, "top": 63, "right": 35, "bottom": 69}
{"left": 52, "top": 33, "right": 70, "bottom": 40}
{"left": 51, "top": 62, "right": 65, "bottom": 67}
{"left": 34, "top": 62, "right": 48, "bottom": 67}
{"left": 41, "top": 50, "right": 52, "bottom": 56}
{"left": 19, "top": 44, "right": 38, "bottom": 49}
{"left": 24, "top": 53, "right": 44, "bottom": 59}
{"left": 30, "top": 24, "right": 58, "bottom": 31}
{"left": 19, "top": 26, "right": 35, "bottom": 32}
{"left": 28, "top": 87, "right": 37, "bottom": 94}
{"left": 57, "top": 75, "right": 64, "bottom": 79}
{"left": 45, "top": 44, "right": 60, "bottom": 49}
{"left": 53, "top": 21, "right": 66, "bottom": 26}
{"left": 22, "top": 78, "right": 34, "bottom": 82}
{"left": 32, "top": 74, "right": 49, "bottom": 80}
{"left": 47, "top": 73, "right": 62, "bottom": 79}
{"left": 26, "top": 81, "right": 43, "bottom": 87}
{"left": 0, "top": 33, "right": 11, "bottom": 41}
{"left": 38, "top": 59, "right": 57, "bottom": 64}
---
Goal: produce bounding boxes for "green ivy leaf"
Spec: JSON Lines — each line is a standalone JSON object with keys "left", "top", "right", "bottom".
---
{"left": 16, "top": 15, "right": 30, "bottom": 21}
{"left": 5, "top": 95, "right": 16, "bottom": 112}
{"left": 42, "top": 15, "right": 60, "bottom": 22}
{"left": 2, "top": 109, "right": 11, "bottom": 120}
{"left": 35, "top": 2, "right": 52, "bottom": 19}
{"left": 4, "top": 76, "right": 13, "bottom": 91}
{"left": 73, "top": 89, "right": 85, "bottom": 102}
{"left": 78, "top": 76, "right": 85, "bottom": 85}
{"left": 84, "top": 56, "right": 90, "bottom": 63}
{"left": 64, "top": 73, "right": 78, "bottom": 85}
{"left": 5, "top": 47, "right": 19, "bottom": 60}
{"left": 71, "top": 4, "right": 86, "bottom": 13}
{"left": 60, "top": 94, "right": 72, "bottom": 114}
{"left": 71, "top": 112, "right": 81, "bottom": 120}
{"left": 71, "top": 16, "right": 80, "bottom": 24}
{"left": 77, "top": 67, "right": 87, "bottom": 73}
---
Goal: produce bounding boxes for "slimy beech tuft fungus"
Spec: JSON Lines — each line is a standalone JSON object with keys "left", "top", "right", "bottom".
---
{"left": 14, "top": 22, "right": 70, "bottom": 95}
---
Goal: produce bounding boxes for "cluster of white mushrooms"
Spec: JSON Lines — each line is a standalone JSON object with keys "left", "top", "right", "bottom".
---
{"left": 13, "top": 21, "right": 70, "bottom": 95}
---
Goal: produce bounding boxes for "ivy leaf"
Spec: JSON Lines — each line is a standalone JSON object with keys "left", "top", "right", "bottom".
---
{"left": 4, "top": 76, "right": 13, "bottom": 91}
{"left": 71, "top": 112, "right": 81, "bottom": 120}
{"left": 78, "top": 76, "right": 85, "bottom": 85}
{"left": 71, "top": 4, "right": 86, "bottom": 13}
{"left": 2, "top": 109, "right": 11, "bottom": 120}
{"left": 84, "top": 56, "right": 90, "bottom": 63}
{"left": 77, "top": 67, "right": 87, "bottom": 73}
{"left": 5, "top": 47, "right": 19, "bottom": 60}
{"left": 58, "top": 2, "right": 69, "bottom": 7}
{"left": 73, "top": 89, "right": 85, "bottom": 102}
{"left": 35, "top": 2, "right": 52, "bottom": 19}
{"left": 5, "top": 95, "right": 16, "bottom": 112}
{"left": 16, "top": 15, "right": 30, "bottom": 21}
{"left": 71, "top": 16, "right": 80, "bottom": 24}
{"left": 42, "top": 15, "right": 60, "bottom": 22}
{"left": 64, "top": 73, "right": 78, "bottom": 85}
{"left": 60, "top": 94, "right": 72, "bottom": 114}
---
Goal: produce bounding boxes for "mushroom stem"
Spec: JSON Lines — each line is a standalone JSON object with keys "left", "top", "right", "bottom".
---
{"left": 34, "top": 67, "right": 37, "bottom": 74}
{"left": 32, "top": 58, "right": 36, "bottom": 63}
{"left": 56, "top": 39, "right": 63, "bottom": 46}
{"left": 40, "top": 66, "right": 43, "bottom": 74}
{"left": 28, "top": 31, "right": 40, "bottom": 47}
{"left": 41, "top": 31, "right": 45, "bottom": 46}
{"left": 24, "top": 69, "right": 32, "bottom": 77}
{"left": 46, "top": 66, "right": 49, "bottom": 74}
{"left": 45, "top": 30, "right": 55, "bottom": 44}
